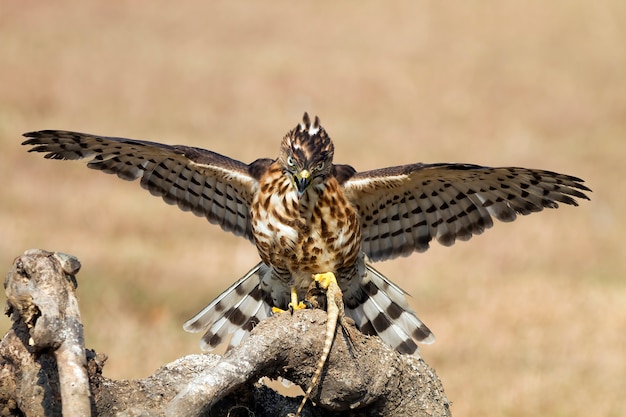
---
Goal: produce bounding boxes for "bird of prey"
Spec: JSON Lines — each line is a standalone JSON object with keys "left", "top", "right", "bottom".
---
{"left": 22, "top": 113, "right": 590, "bottom": 356}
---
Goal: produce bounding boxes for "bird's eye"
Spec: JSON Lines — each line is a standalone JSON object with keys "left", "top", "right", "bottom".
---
{"left": 315, "top": 162, "right": 325, "bottom": 171}
{"left": 287, "top": 155, "right": 296, "bottom": 167}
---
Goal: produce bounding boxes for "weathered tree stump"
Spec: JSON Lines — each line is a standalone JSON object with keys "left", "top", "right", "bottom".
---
{"left": 0, "top": 249, "right": 450, "bottom": 416}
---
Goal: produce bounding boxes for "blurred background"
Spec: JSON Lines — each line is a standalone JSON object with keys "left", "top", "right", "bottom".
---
{"left": 1, "top": 1, "right": 624, "bottom": 416}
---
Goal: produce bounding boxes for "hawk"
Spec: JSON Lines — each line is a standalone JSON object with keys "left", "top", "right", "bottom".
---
{"left": 22, "top": 113, "right": 590, "bottom": 355}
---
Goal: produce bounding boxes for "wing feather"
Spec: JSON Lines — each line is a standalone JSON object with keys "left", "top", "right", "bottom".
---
{"left": 22, "top": 130, "right": 267, "bottom": 240}
{"left": 343, "top": 163, "right": 591, "bottom": 262}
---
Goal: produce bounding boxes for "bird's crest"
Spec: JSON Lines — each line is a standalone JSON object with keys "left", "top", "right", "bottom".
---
{"left": 299, "top": 112, "right": 321, "bottom": 136}
{"left": 281, "top": 113, "right": 334, "bottom": 168}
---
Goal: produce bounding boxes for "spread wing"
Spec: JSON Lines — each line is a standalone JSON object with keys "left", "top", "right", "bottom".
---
{"left": 22, "top": 130, "right": 273, "bottom": 241}
{"left": 342, "top": 163, "right": 591, "bottom": 262}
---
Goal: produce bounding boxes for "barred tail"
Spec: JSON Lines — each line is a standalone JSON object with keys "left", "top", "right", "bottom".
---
{"left": 183, "top": 262, "right": 273, "bottom": 351}
{"left": 345, "top": 263, "right": 434, "bottom": 356}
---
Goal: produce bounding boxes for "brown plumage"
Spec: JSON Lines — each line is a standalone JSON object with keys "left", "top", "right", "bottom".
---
{"left": 22, "top": 112, "right": 591, "bottom": 355}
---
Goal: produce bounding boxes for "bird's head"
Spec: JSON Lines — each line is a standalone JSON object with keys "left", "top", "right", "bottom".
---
{"left": 280, "top": 113, "right": 334, "bottom": 199}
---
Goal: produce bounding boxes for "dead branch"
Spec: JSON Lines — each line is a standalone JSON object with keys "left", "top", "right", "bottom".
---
{"left": 1, "top": 249, "right": 451, "bottom": 417}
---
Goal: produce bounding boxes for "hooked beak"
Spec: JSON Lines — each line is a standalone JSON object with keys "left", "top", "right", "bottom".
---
{"left": 294, "top": 169, "right": 311, "bottom": 198}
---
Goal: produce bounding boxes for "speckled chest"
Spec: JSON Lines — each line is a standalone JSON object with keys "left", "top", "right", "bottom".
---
{"left": 250, "top": 168, "right": 361, "bottom": 276}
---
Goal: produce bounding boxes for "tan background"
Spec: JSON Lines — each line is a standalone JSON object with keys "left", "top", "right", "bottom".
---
{"left": 1, "top": 1, "right": 624, "bottom": 416}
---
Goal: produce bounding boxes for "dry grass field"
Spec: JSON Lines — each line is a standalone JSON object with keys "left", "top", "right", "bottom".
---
{"left": 1, "top": 1, "right": 624, "bottom": 416}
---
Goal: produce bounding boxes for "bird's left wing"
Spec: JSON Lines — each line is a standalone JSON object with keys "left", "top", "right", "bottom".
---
{"left": 23, "top": 130, "right": 272, "bottom": 241}
{"left": 341, "top": 163, "right": 591, "bottom": 262}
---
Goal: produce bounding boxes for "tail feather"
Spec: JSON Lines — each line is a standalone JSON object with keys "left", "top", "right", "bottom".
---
{"left": 184, "top": 261, "right": 433, "bottom": 356}
{"left": 183, "top": 262, "right": 273, "bottom": 351}
{"left": 345, "top": 264, "right": 434, "bottom": 356}
{"left": 227, "top": 293, "right": 269, "bottom": 348}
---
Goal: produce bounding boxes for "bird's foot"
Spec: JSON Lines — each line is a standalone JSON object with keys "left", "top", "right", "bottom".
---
{"left": 271, "top": 301, "right": 308, "bottom": 314}
{"left": 272, "top": 286, "right": 307, "bottom": 314}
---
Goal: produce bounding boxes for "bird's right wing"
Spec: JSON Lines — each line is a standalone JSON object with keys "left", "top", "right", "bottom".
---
{"left": 23, "top": 130, "right": 273, "bottom": 241}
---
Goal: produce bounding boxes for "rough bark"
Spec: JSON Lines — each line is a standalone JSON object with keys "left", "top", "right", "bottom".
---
{"left": 0, "top": 249, "right": 451, "bottom": 417}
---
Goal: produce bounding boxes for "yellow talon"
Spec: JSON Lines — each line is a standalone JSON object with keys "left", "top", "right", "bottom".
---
{"left": 290, "top": 286, "right": 299, "bottom": 307}
{"left": 313, "top": 272, "right": 337, "bottom": 289}
{"left": 289, "top": 286, "right": 307, "bottom": 311}
{"left": 272, "top": 286, "right": 307, "bottom": 314}
{"left": 290, "top": 301, "right": 307, "bottom": 311}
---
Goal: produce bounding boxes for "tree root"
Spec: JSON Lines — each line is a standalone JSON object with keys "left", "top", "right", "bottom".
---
{"left": 1, "top": 249, "right": 451, "bottom": 417}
